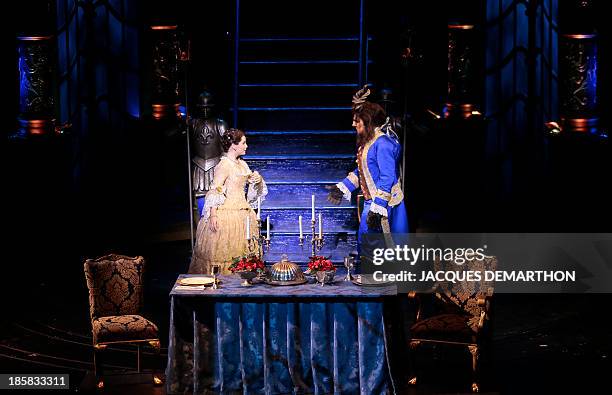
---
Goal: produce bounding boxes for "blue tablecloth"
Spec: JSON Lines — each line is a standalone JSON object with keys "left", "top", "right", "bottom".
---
{"left": 165, "top": 273, "right": 398, "bottom": 394}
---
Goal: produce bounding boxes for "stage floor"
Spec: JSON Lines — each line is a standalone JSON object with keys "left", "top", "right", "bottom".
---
{"left": 1, "top": 239, "right": 610, "bottom": 394}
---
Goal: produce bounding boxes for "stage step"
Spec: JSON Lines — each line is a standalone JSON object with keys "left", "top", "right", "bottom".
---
{"left": 239, "top": 37, "right": 363, "bottom": 42}
{"left": 224, "top": 0, "right": 368, "bottom": 265}
{"left": 239, "top": 83, "right": 360, "bottom": 87}
{"left": 239, "top": 107, "right": 353, "bottom": 130}
{"left": 264, "top": 182, "right": 354, "bottom": 208}
{"left": 239, "top": 62, "right": 359, "bottom": 84}
{"left": 239, "top": 0, "right": 361, "bottom": 36}
{"left": 247, "top": 130, "right": 355, "bottom": 155}
{"left": 240, "top": 60, "right": 359, "bottom": 65}
{"left": 238, "top": 85, "right": 359, "bottom": 107}
{"left": 263, "top": 232, "right": 357, "bottom": 263}
{"left": 247, "top": 130, "right": 354, "bottom": 134}
{"left": 239, "top": 106, "right": 351, "bottom": 111}
{"left": 244, "top": 155, "right": 355, "bottom": 183}
{"left": 258, "top": 206, "right": 357, "bottom": 234}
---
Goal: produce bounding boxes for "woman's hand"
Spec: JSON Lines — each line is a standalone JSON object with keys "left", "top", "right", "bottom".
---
{"left": 248, "top": 171, "right": 262, "bottom": 184}
{"left": 209, "top": 216, "right": 219, "bottom": 232}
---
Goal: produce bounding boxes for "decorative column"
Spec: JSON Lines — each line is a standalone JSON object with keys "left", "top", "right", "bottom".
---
{"left": 17, "top": 36, "right": 55, "bottom": 136}
{"left": 150, "top": 25, "right": 181, "bottom": 120}
{"left": 546, "top": 0, "right": 602, "bottom": 136}
{"left": 559, "top": 33, "right": 598, "bottom": 133}
{"left": 446, "top": 24, "right": 478, "bottom": 119}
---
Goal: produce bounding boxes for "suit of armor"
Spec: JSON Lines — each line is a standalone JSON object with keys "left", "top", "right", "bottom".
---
{"left": 190, "top": 91, "right": 227, "bottom": 216}
{"left": 191, "top": 117, "right": 227, "bottom": 197}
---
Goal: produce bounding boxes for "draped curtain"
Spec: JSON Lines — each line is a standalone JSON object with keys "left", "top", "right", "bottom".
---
{"left": 56, "top": 0, "right": 141, "bottom": 187}
{"left": 485, "top": 0, "right": 558, "bottom": 198}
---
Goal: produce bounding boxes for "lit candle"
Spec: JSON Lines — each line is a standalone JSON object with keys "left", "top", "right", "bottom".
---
{"left": 318, "top": 212, "right": 322, "bottom": 238}
{"left": 266, "top": 216, "right": 270, "bottom": 240}
{"left": 257, "top": 197, "right": 261, "bottom": 220}
{"left": 246, "top": 216, "right": 250, "bottom": 240}
{"left": 299, "top": 215, "right": 303, "bottom": 238}
{"left": 311, "top": 195, "right": 315, "bottom": 222}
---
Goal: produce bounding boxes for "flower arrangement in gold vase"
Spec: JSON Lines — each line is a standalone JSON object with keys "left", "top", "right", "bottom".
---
{"left": 228, "top": 254, "right": 266, "bottom": 286}
{"left": 307, "top": 255, "right": 336, "bottom": 285}
{"left": 307, "top": 255, "right": 335, "bottom": 272}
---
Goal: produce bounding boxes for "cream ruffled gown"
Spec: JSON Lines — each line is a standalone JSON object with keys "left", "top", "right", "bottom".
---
{"left": 188, "top": 156, "right": 267, "bottom": 275}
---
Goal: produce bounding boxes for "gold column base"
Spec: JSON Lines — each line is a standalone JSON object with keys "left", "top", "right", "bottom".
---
{"left": 444, "top": 103, "right": 476, "bottom": 119}
{"left": 18, "top": 119, "right": 54, "bottom": 136}
{"left": 152, "top": 103, "right": 180, "bottom": 120}
{"left": 561, "top": 117, "right": 598, "bottom": 133}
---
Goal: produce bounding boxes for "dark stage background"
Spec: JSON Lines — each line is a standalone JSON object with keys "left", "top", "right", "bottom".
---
{"left": 4, "top": 0, "right": 612, "bottom": 393}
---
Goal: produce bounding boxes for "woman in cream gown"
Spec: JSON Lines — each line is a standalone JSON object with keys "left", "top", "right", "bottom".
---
{"left": 188, "top": 129, "right": 268, "bottom": 274}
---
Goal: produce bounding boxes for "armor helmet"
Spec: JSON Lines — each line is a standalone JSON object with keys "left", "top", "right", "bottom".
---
{"left": 379, "top": 87, "right": 394, "bottom": 104}
{"left": 197, "top": 90, "right": 215, "bottom": 109}
{"left": 378, "top": 87, "right": 395, "bottom": 115}
{"left": 196, "top": 90, "right": 215, "bottom": 118}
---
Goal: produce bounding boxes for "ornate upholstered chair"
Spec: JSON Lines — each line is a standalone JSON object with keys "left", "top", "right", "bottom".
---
{"left": 83, "top": 254, "right": 162, "bottom": 389}
{"left": 406, "top": 255, "right": 497, "bottom": 392}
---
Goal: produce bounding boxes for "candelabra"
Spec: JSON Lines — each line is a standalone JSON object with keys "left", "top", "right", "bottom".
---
{"left": 299, "top": 218, "right": 324, "bottom": 258}
{"left": 248, "top": 218, "right": 271, "bottom": 258}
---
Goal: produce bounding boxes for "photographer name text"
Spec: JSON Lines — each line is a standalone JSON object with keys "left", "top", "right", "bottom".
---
{"left": 372, "top": 270, "right": 576, "bottom": 283}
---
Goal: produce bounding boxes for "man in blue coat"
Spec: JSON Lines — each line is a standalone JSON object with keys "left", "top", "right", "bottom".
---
{"left": 328, "top": 86, "right": 409, "bottom": 253}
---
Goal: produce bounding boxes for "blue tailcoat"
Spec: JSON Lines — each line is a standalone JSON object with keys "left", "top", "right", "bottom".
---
{"left": 337, "top": 130, "right": 409, "bottom": 247}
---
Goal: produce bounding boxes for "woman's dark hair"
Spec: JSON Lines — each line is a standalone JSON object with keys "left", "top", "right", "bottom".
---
{"left": 353, "top": 102, "right": 386, "bottom": 146}
{"left": 221, "top": 128, "right": 245, "bottom": 152}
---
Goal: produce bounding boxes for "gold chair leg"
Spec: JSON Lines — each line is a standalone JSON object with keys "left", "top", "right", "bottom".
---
{"left": 408, "top": 340, "right": 420, "bottom": 386}
{"left": 148, "top": 340, "right": 161, "bottom": 349}
{"left": 149, "top": 340, "right": 164, "bottom": 386}
{"left": 93, "top": 346, "right": 105, "bottom": 390}
{"left": 468, "top": 345, "right": 479, "bottom": 392}
{"left": 137, "top": 344, "right": 141, "bottom": 373}
{"left": 153, "top": 374, "right": 164, "bottom": 386}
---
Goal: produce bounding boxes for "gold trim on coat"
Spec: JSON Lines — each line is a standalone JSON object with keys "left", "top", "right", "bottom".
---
{"left": 360, "top": 130, "right": 404, "bottom": 208}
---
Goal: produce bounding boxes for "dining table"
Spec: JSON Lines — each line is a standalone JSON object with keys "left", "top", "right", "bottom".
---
{"left": 165, "top": 271, "right": 399, "bottom": 394}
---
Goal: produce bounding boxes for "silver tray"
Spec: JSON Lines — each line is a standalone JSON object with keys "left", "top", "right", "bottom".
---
{"left": 264, "top": 277, "right": 308, "bottom": 286}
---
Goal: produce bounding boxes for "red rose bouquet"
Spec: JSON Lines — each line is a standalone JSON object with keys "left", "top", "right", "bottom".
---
{"left": 307, "top": 255, "right": 335, "bottom": 272}
{"left": 228, "top": 254, "right": 265, "bottom": 274}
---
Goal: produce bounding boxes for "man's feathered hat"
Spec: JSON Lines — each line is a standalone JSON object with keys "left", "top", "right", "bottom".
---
{"left": 351, "top": 84, "right": 371, "bottom": 110}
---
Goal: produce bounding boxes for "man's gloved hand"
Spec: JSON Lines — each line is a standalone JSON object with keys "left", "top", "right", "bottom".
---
{"left": 366, "top": 211, "right": 383, "bottom": 231}
{"left": 326, "top": 185, "right": 344, "bottom": 205}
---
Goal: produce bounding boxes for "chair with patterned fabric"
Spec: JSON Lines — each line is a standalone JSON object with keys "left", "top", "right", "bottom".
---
{"left": 83, "top": 254, "right": 163, "bottom": 389}
{"left": 406, "top": 255, "right": 497, "bottom": 393}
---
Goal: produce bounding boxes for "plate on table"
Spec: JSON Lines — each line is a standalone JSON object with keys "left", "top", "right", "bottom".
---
{"left": 178, "top": 276, "right": 216, "bottom": 286}
{"left": 351, "top": 274, "right": 393, "bottom": 287}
